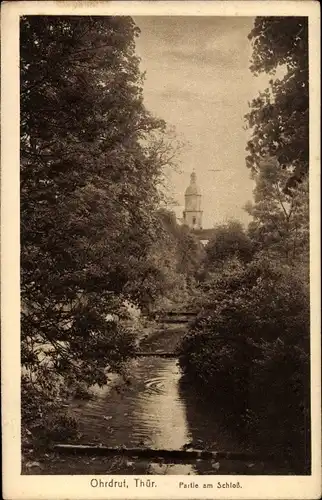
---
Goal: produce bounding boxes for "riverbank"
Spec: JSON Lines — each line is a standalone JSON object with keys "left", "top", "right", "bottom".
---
{"left": 22, "top": 317, "right": 288, "bottom": 476}
{"left": 22, "top": 447, "right": 289, "bottom": 475}
{"left": 22, "top": 318, "right": 189, "bottom": 474}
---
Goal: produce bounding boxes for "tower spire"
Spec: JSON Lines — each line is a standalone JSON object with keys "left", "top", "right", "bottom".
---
{"left": 182, "top": 170, "right": 203, "bottom": 230}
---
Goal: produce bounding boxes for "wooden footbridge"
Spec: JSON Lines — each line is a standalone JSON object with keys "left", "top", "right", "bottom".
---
{"left": 136, "top": 310, "right": 259, "bottom": 357}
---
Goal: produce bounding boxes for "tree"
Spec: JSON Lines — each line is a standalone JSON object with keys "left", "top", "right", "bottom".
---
{"left": 179, "top": 257, "right": 310, "bottom": 472}
{"left": 20, "top": 15, "right": 180, "bottom": 433}
{"left": 157, "top": 209, "right": 205, "bottom": 277}
{"left": 245, "top": 157, "right": 309, "bottom": 266}
{"left": 204, "top": 220, "right": 254, "bottom": 271}
{"left": 127, "top": 209, "right": 205, "bottom": 314}
{"left": 178, "top": 18, "right": 311, "bottom": 473}
{"left": 245, "top": 17, "right": 308, "bottom": 181}
{"left": 245, "top": 18, "right": 309, "bottom": 266}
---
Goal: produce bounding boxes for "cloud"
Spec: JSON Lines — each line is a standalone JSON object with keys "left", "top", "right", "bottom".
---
{"left": 163, "top": 45, "right": 240, "bottom": 68}
{"left": 133, "top": 16, "right": 267, "bottom": 227}
{"left": 157, "top": 86, "right": 240, "bottom": 108}
{"left": 135, "top": 15, "right": 254, "bottom": 70}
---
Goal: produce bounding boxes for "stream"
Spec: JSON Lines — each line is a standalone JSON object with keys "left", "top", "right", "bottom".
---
{"left": 68, "top": 322, "right": 254, "bottom": 474}
{"left": 71, "top": 357, "right": 241, "bottom": 453}
{"left": 23, "top": 319, "right": 286, "bottom": 474}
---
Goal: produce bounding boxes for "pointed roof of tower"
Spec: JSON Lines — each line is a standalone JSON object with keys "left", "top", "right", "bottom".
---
{"left": 185, "top": 170, "right": 201, "bottom": 196}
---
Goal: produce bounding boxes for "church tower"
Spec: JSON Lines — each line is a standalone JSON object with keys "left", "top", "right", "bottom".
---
{"left": 183, "top": 170, "right": 203, "bottom": 230}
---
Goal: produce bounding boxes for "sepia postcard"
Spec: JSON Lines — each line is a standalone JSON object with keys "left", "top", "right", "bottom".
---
{"left": 1, "top": 1, "right": 321, "bottom": 499}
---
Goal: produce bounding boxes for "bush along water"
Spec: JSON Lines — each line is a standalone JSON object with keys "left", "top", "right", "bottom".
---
{"left": 179, "top": 257, "right": 310, "bottom": 474}
{"left": 21, "top": 375, "right": 81, "bottom": 451}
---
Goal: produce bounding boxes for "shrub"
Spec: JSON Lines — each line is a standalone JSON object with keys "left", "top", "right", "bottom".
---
{"left": 250, "top": 338, "right": 310, "bottom": 473}
{"left": 179, "top": 257, "right": 310, "bottom": 471}
{"left": 22, "top": 374, "right": 80, "bottom": 449}
{"left": 204, "top": 220, "right": 254, "bottom": 270}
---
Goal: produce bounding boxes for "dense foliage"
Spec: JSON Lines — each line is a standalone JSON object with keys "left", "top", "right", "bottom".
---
{"left": 179, "top": 258, "right": 310, "bottom": 472}
{"left": 21, "top": 15, "right": 311, "bottom": 473}
{"left": 245, "top": 156, "right": 309, "bottom": 265}
{"left": 123, "top": 208, "right": 204, "bottom": 314}
{"left": 157, "top": 209, "right": 205, "bottom": 276}
{"left": 204, "top": 220, "right": 254, "bottom": 271}
{"left": 20, "top": 16, "right": 185, "bottom": 443}
{"left": 179, "top": 16, "right": 310, "bottom": 473}
{"left": 244, "top": 16, "right": 309, "bottom": 264}
{"left": 245, "top": 17, "right": 308, "bottom": 182}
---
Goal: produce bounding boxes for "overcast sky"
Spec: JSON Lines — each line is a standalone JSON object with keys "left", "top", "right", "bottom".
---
{"left": 134, "top": 16, "right": 272, "bottom": 228}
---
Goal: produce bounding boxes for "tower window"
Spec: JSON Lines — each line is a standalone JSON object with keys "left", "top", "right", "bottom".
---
{"left": 192, "top": 216, "right": 196, "bottom": 225}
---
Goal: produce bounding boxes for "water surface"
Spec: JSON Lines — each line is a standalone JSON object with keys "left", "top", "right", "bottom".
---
{"left": 69, "top": 355, "right": 249, "bottom": 474}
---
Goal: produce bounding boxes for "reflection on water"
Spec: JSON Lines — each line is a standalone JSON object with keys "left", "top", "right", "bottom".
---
{"left": 178, "top": 377, "right": 250, "bottom": 452}
{"left": 71, "top": 358, "right": 193, "bottom": 449}
{"left": 70, "top": 357, "right": 245, "bottom": 474}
